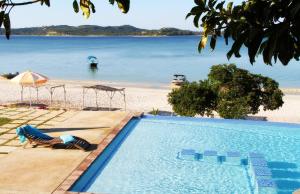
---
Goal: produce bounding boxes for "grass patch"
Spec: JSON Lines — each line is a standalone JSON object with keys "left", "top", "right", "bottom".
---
{"left": 0, "top": 117, "right": 12, "bottom": 126}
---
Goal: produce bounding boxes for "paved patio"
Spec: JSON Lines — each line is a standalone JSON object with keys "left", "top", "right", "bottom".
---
{"left": 0, "top": 107, "right": 130, "bottom": 194}
{"left": 0, "top": 107, "right": 70, "bottom": 153}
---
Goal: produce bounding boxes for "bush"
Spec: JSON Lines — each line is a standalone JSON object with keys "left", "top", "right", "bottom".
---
{"left": 149, "top": 108, "right": 160, "bottom": 115}
{"left": 168, "top": 64, "right": 284, "bottom": 119}
{"left": 168, "top": 80, "right": 217, "bottom": 117}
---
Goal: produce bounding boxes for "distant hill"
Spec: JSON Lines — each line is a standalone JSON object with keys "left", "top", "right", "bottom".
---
{"left": 7, "top": 25, "right": 200, "bottom": 36}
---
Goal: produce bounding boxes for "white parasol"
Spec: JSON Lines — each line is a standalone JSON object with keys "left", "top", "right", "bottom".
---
{"left": 11, "top": 71, "right": 48, "bottom": 106}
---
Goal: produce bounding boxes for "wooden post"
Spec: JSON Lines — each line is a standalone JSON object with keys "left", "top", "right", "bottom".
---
{"left": 82, "top": 88, "right": 85, "bottom": 109}
{"left": 36, "top": 87, "right": 39, "bottom": 102}
{"left": 29, "top": 87, "right": 32, "bottom": 108}
{"left": 63, "top": 85, "right": 67, "bottom": 108}
{"left": 123, "top": 91, "right": 126, "bottom": 111}
{"left": 95, "top": 89, "right": 98, "bottom": 109}
{"left": 50, "top": 88, "right": 53, "bottom": 105}
{"left": 21, "top": 85, "right": 23, "bottom": 102}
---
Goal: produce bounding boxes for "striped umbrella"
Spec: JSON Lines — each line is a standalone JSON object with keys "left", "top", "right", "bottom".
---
{"left": 11, "top": 70, "right": 48, "bottom": 86}
{"left": 11, "top": 71, "right": 48, "bottom": 106}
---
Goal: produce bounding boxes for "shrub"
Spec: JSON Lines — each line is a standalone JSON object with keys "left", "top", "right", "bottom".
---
{"left": 168, "top": 64, "right": 284, "bottom": 119}
{"left": 149, "top": 108, "right": 160, "bottom": 115}
{"left": 168, "top": 80, "right": 217, "bottom": 117}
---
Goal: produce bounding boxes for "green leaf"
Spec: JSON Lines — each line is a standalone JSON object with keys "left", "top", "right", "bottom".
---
{"left": 263, "top": 33, "right": 278, "bottom": 65}
{"left": 0, "top": 11, "right": 4, "bottom": 28}
{"left": 194, "top": 0, "right": 201, "bottom": 5}
{"left": 210, "top": 35, "right": 217, "bottom": 50}
{"left": 216, "top": 1, "right": 225, "bottom": 10}
{"left": 3, "top": 14, "right": 10, "bottom": 40}
{"left": 186, "top": 12, "right": 192, "bottom": 19}
{"left": 194, "top": 0, "right": 205, "bottom": 9}
{"left": 80, "top": 0, "right": 90, "bottom": 19}
{"left": 244, "top": 1, "right": 251, "bottom": 11}
{"left": 198, "top": 35, "right": 208, "bottom": 52}
{"left": 208, "top": 0, "right": 217, "bottom": 8}
{"left": 90, "top": 2, "right": 96, "bottom": 13}
{"left": 278, "top": 34, "right": 294, "bottom": 65}
{"left": 226, "top": 49, "right": 234, "bottom": 60}
{"left": 73, "top": 0, "right": 79, "bottom": 13}
{"left": 40, "top": 0, "right": 50, "bottom": 6}
{"left": 44, "top": 0, "right": 50, "bottom": 7}
{"left": 227, "top": 33, "right": 246, "bottom": 59}
{"left": 248, "top": 30, "right": 263, "bottom": 64}
{"left": 116, "top": 0, "right": 130, "bottom": 13}
{"left": 258, "top": 41, "right": 267, "bottom": 55}
{"left": 290, "top": 2, "right": 300, "bottom": 18}
{"left": 190, "top": 6, "right": 203, "bottom": 15}
{"left": 193, "top": 14, "right": 201, "bottom": 28}
{"left": 233, "top": 41, "right": 243, "bottom": 58}
{"left": 224, "top": 28, "right": 230, "bottom": 45}
{"left": 227, "top": 2, "right": 233, "bottom": 12}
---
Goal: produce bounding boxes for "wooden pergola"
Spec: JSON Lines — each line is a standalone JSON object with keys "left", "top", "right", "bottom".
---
{"left": 82, "top": 85, "right": 126, "bottom": 111}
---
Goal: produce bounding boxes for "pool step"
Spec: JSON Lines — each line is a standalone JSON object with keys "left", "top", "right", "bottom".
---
{"left": 178, "top": 149, "right": 243, "bottom": 165}
{"left": 178, "top": 149, "right": 197, "bottom": 160}
{"left": 247, "top": 153, "right": 277, "bottom": 194}
{"left": 203, "top": 150, "right": 218, "bottom": 164}
{"left": 178, "top": 150, "right": 277, "bottom": 194}
{"left": 226, "top": 151, "right": 241, "bottom": 165}
{"left": 255, "top": 179, "right": 277, "bottom": 194}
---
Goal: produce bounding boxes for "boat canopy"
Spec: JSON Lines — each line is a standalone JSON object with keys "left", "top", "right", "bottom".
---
{"left": 87, "top": 56, "right": 98, "bottom": 64}
{"left": 173, "top": 74, "right": 186, "bottom": 81}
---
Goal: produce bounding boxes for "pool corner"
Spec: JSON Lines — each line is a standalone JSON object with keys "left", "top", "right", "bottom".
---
{"left": 53, "top": 112, "right": 143, "bottom": 194}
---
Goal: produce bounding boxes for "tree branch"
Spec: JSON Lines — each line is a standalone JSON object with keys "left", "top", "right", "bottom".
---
{"left": 3, "top": 0, "right": 41, "bottom": 6}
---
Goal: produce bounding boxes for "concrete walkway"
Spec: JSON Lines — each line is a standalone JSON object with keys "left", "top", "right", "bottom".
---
{"left": 0, "top": 110, "right": 128, "bottom": 194}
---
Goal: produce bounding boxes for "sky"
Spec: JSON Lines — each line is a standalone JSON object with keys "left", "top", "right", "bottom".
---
{"left": 10, "top": 0, "right": 243, "bottom": 30}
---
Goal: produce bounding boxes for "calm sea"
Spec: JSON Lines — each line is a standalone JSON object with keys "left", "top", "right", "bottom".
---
{"left": 0, "top": 35, "right": 299, "bottom": 87}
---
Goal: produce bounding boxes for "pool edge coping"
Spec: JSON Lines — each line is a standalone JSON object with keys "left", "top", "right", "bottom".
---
{"left": 52, "top": 112, "right": 143, "bottom": 194}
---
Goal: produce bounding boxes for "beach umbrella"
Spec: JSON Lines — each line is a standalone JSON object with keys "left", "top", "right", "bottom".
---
{"left": 11, "top": 71, "right": 48, "bottom": 106}
{"left": 11, "top": 70, "right": 48, "bottom": 86}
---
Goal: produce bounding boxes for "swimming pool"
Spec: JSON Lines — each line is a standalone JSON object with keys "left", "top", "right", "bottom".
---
{"left": 71, "top": 115, "right": 300, "bottom": 194}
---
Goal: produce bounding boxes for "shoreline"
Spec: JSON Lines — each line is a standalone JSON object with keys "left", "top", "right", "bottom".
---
{"left": 3, "top": 76, "right": 299, "bottom": 92}
{"left": 49, "top": 79, "right": 171, "bottom": 89}
{"left": 2, "top": 34, "right": 200, "bottom": 38}
{"left": 47, "top": 79, "right": 300, "bottom": 93}
{"left": 0, "top": 78, "right": 300, "bottom": 124}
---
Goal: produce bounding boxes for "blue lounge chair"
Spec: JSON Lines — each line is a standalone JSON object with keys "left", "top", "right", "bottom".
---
{"left": 16, "top": 125, "right": 91, "bottom": 151}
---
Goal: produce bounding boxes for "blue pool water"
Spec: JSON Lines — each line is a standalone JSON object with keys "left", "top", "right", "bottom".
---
{"left": 71, "top": 116, "right": 300, "bottom": 194}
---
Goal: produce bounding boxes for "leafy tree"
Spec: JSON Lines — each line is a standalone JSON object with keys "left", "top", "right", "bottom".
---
{"left": 0, "top": 0, "right": 130, "bottom": 39}
{"left": 168, "top": 80, "right": 217, "bottom": 117}
{"left": 186, "top": 0, "right": 300, "bottom": 65}
{"left": 168, "top": 64, "right": 284, "bottom": 119}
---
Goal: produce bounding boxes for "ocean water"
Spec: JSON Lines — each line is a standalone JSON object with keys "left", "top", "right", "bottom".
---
{"left": 0, "top": 35, "right": 299, "bottom": 87}
{"left": 72, "top": 116, "right": 300, "bottom": 193}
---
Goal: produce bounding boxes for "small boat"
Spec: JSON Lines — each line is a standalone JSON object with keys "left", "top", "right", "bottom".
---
{"left": 1, "top": 72, "right": 19, "bottom": 79}
{"left": 87, "top": 56, "right": 99, "bottom": 68}
{"left": 171, "top": 74, "right": 186, "bottom": 89}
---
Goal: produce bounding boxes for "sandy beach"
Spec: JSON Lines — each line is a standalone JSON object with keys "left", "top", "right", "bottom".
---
{"left": 0, "top": 78, "right": 300, "bottom": 124}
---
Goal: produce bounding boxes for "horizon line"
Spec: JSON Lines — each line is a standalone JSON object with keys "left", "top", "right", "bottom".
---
{"left": 10, "top": 24, "right": 200, "bottom": 32}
